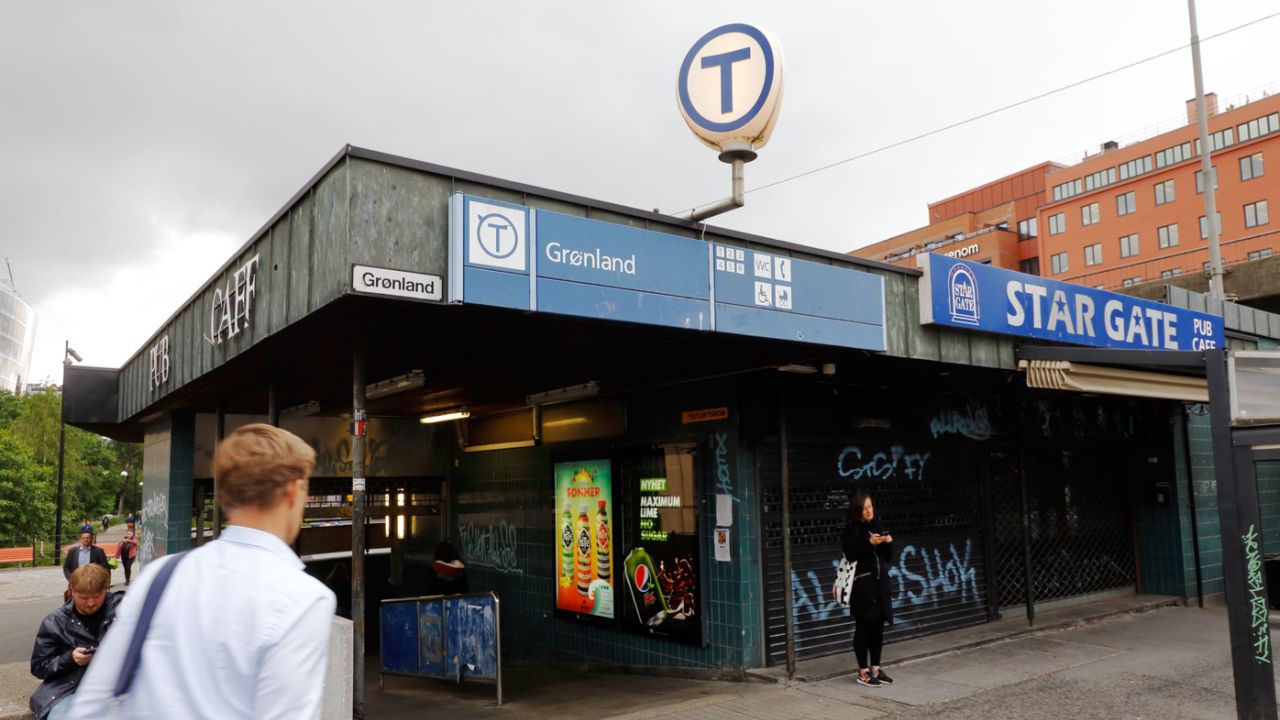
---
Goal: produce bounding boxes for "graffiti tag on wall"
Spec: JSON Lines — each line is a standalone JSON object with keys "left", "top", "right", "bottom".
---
{"left": 137, "top": 491, "right": 168, "bottom": 568}
{"left": 929, "top": 403, "right": 992, "bottom": 441}
{"left": 790, "top": 539, "right": 980, "bottom": 621}
{"left": 459, "top": 522, "right": 523, "bottom": 576}
{"left": 1243, "top": 524, "right": 1271, "bottom": 664}
{"left": 836, "top": 446, "right": 929, "bottom": 482}
{"left": 713, "top": 432, "right": 738, "bottom": 502}
{"left": 886, "top": 539, "right": 979, "bottom": 608}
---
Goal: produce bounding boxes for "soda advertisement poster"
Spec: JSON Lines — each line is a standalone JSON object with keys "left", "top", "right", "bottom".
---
{"left": 554, "top": 460, "right": 615, "bottom": 619}
{"left": 619, "top": 446, "right": 703, "bottom": 645}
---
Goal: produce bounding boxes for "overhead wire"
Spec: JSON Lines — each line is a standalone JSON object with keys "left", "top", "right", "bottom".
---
{"left": 732, "top": 10, "right": 1280, "bottom": 200}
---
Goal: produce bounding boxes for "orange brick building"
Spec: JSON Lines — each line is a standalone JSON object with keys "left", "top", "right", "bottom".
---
{"left": 853, "top": 93, "right": 1280, "bottom": 292}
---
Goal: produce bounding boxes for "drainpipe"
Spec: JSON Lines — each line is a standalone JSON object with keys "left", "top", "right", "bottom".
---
{"left": 351, "top": 345, "right": 367, "bottom": 719}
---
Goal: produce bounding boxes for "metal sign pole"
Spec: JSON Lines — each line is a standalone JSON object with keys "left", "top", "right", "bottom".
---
{"left": 1204, "top": 348, "right": 1277, "bottom": 720}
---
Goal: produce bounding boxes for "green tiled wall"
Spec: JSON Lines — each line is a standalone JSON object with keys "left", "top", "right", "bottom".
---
{"left": 447, "top": 379, "right": 760, "bottom": 672}
{"left": 1136, "top": 420, "right": 1186, "bottom": 596}
{"left": 1258, "top": 460, "right": 1280, "bottom": 553}
{"left": 1185, "top": 405, "right": 1224, "bottom": 596}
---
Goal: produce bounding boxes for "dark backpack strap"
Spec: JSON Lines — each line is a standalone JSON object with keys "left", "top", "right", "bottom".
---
{"left": 113, "top": 551, "right": 190, "bottom": 698}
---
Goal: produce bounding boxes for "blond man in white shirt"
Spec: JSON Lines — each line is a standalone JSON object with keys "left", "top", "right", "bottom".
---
{"left": 66, "top": 424, "right": 336, "bottom": 720}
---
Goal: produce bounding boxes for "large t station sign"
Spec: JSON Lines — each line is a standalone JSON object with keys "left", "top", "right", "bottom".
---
{"left": 448, "top": 193, "right": 886, "bottom": 352}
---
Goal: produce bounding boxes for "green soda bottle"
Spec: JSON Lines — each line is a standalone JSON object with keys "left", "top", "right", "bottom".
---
{"left": 623, "top": 547, "right": 669, "bottom": 626}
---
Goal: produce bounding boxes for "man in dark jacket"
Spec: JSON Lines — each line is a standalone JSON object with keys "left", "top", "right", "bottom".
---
{"left": 31, "top": 564, "right": 123, "bottom": 719}
{"left": 62, "top": 532, "right": 109, "bottom": 581}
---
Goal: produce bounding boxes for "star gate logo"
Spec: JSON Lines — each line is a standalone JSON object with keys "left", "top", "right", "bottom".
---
{"left": 467, "top": 200, "right": 527, "bottom": 272}
{"left": 947, "top": 263, "right": 979, "bottom": 326}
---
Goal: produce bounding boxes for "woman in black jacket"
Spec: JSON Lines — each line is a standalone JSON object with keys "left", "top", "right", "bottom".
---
{"left": 841, "top": 489, "right": 894, "bottom": 687}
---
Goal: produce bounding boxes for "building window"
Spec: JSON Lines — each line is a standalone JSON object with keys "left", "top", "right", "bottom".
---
{"left": 1238, "top": 112, "right": 1280, "bottom": 142}
{"left": 1119, "top": 233, "right": 1140, "bottom": 258}
{"left": 1240, "top": 152, "right": 1264, "bottom": 181}
{"left": 1160, "top": 268, "right": 1184, "bottom": 279}
{"left": 1244, "top": 200, "right": 1269, "bottom": 229}
{"left": 1081, "top": 202, "right": 1100, "bottom": 226}
{"left": 1157, "top": 224, "right": 1179, "bottom": 249}
{"left": 1194, "top": 128, "right": 1235, "bottom": 155}
{"left": 1203, "top": 260, "right": 1213, "bottom": 271}
{"left": 1119, "top": 155, "right": 1153, "bottom": 180}
{"left": 1116, "top": 191, "right": 1136, "bottom": 216}
{"left": 1248, "top": 248, "right": 1273, "bottom": 261}
{"left": 1199, "top": 213, "right": 1222, "bottom": 239}
{"left": 1155, "top": 141, "right": 1193, "bottom": 169}
{"left": 1051, "top": 252, "right": 1069, "bottom": 275}
{"left": 1017, "top": 217, "right": 1038, "bottom": 240}
{"left": 1195, "top": 166, "right": 1218, "bottom": 193}
{"left": 1048, "top": 212, "right": 1067, "bottom": 235}
{"left": 1052, "top": 178, "right": 1083, "bottom": 202}
{"left": 1154, "top": 179, "right": 1175, "bottom": 206}
{"left": 1085, "top": 168, "right": 1117, "bottom": 191}
{"left": 1122, "top": 276, "right": 1143, "bottom": 287}
{"left": 1084, "top": 243, "right": 1103, "bottom": 266}
{"left": 1019, "top": 257, "right": 1040, "bottom": 275}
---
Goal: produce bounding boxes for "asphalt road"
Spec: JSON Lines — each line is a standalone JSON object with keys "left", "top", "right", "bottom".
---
{"left": 0, "top": 597, "right": 58, "bottom": 664}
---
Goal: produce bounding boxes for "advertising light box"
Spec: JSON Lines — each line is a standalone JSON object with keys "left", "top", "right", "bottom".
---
{"left": 554, "top": 460, "right": 615, "bottom": 619}
{"left": 617, "top": 445, "right": 702, "bottom": 645}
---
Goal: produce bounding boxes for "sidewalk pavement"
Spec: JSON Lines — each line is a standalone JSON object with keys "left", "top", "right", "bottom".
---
{"left": 368, "top": 598, "right": 1278, "bottom": 720}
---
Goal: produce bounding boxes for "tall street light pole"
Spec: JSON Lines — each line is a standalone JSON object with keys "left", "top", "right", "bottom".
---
{"left": 121, "top": 470, "right": 130, "bottom": 515}
{"left": 1188, "top": 0, "right": 1226, "bottom": 299}
{"left": 53, "top": 341, "right": 82, "bottom": 566}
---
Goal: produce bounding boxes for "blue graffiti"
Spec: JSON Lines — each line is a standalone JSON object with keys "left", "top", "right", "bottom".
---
{"left": 836, "top": 446, "right": 929, "bottom": 482}
{"left": 792, "top": 560, "right": 842, "bottom": 621}
{"left": 887, "top": 540, "right": 979, "bottom": 607}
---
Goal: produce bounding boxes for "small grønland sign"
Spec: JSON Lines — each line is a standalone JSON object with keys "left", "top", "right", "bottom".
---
{"left": 352, "top": 264, "right": 443, "bottom": 302}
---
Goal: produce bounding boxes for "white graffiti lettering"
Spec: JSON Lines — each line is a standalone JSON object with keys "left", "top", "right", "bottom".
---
{"left": 886, "top": 539, "right": 979, "bottom": 607}
{"left": 714, "top": 432, "right": 738, "bottom": 502}
{"left": 791, "top": 560, "right": 842, "bottom": 621}
{"left": 929, "top": 403, "right": 992, "bottom": 441}
{"left": 459, "top": 522, "right": 523, "bottom": 575}
{"left": 137, "top": 491, "right": 168, "bottom": 569}
{"left": 836, "top": 446, "right": 929, "bottom": 482}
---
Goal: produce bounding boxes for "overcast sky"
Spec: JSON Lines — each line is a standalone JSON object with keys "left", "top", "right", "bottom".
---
{"left": 4, "top": 1, "right": 1278, "bottom": 385}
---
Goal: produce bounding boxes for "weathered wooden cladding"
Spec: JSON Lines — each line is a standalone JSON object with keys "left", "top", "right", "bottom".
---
{"left": 116, "top": 149, "right": 1033, "bottom": 423}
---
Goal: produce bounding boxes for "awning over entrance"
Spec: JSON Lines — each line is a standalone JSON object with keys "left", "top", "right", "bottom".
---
{"left": 1019, "top": 359, "right": 1208, "bottom": 402}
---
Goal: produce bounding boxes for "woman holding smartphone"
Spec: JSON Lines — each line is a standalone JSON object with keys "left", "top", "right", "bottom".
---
{"left": 842, "top": 489, "right": 894, "bottom": 687}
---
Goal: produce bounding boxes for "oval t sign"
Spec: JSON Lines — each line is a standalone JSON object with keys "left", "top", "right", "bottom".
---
{"left": 677, "top": 23, "right": 784, "bottom": 157}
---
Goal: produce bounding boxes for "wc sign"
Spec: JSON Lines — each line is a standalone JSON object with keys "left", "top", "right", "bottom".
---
{"left": 677, "top": 23, "right": 785, "bottom": 157}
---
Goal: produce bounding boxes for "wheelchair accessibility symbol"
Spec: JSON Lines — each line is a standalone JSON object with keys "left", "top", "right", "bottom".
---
{"left": 467, "top": 200, "right": 527, "bottom": 272}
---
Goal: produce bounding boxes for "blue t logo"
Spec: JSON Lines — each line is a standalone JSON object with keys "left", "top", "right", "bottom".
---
{"left": 700, "top": 47, "right": 751, "bottom": 114}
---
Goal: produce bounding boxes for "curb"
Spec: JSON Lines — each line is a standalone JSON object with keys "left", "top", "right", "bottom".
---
{"left": 744, "top": 597, "right": 1180, "bottom": 684}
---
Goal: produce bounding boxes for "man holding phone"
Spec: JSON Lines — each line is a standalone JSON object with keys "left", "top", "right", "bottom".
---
{"left": 30, "top": 564, "right": 122, "bottom": 719}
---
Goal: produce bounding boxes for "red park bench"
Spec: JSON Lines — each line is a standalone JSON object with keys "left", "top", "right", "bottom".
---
{"left": 0, "top": 546, "right": 37, "bottom": 565}
{"left": 0, "top": 542, "right": 122, "bottom": 567}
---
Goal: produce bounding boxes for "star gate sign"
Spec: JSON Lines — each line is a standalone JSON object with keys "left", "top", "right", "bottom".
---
{"left": 677, "top": 23, "right": 784, "bottom": 157}
{"left": 918, "top": 255, "right": 1225, "bottom": 351}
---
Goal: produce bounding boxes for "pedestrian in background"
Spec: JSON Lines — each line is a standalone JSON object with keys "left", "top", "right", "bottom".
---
{"left": 841, "top": 489, "right": 895, "bottom": 688}
{"left": 62, "top": 532, "right": 109, "bottom": 581}
{"left": 29, "top": 565, "right": 122, "bottom": 720}
{"left": 66, "top": 424, "right": 335, "bottom": 720}
{"left": 115, "top": 530, "right": 138, "bottom": 586}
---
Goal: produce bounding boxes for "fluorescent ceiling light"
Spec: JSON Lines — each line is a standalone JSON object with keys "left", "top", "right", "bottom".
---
{"left": 526, "top": 381, "right": 600, "bottom": 406}
{"left": 776, "top": 364, "right": 818, "bottom": 374}
{"left": 420, "top": 407, "right": 470, "bottom": 424}
{"left": 543, "top": 416, "right": 589, "bottom": 428}
{"left": 367, "top": 370, "right": 425, "bottom": 400}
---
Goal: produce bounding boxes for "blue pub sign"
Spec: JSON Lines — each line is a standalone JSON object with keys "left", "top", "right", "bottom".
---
{"left": 918, "top": 254, "right": 1225, "bottom": 351}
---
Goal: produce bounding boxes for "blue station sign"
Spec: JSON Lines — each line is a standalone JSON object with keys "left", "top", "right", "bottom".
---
{"left": 448, "top": 193, "right": 885, "bottom": 351}
{"left": 918, "top": 254, "right": 1225, "bottom": 351}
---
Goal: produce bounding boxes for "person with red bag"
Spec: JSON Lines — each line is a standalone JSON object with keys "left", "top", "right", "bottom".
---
{"left": 115, "top": 530, "right": 138, "bottom": 586}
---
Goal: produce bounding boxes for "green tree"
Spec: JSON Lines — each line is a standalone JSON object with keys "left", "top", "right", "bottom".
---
{"left": 0, "top": 428, "right": 53, "bottom": 546}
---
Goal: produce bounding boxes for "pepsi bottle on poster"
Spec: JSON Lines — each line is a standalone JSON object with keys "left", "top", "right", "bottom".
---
{"left": 624, "top": 547, "right": 669, "bottom": 627}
